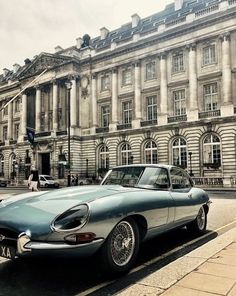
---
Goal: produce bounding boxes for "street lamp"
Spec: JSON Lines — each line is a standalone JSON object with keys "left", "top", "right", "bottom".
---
{"left": 188, "top": 151, "right": 194, "bottom": 177}
{"left": 65, "top": 80, "right": 72, "bottom": 186}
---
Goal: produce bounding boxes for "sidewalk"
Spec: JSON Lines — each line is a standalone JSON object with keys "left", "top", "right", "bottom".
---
{"left": 119, "top": 227, "right": 236, "bottom": 296}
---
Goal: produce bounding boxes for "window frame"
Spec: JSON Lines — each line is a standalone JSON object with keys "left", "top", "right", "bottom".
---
{"left": 203, "top": 83, "right": 218, "bottom": 111}
{"left": 101, "top": 74, "right": 110, "bottom": 92}
{"left": 203, "top": 134, "right": 221, "bottom": 166}
{"left": 172, "top": 52, "right": 184, "bottom": 73}
{"left": 122, "top": 101, "right": 132, "bottom": 124}
{"left": 144, "top": 140, "right": 158, "bottom": 164}
{"left": 121, "top": 68, "right": 132, "bottom": 86}
{"left": 173, "top": 89, "right": 186, "bottom": 116}
{"left": 172, "top": 137, "right": 187, "bottom": 168}
{"left": 146, "top": 95, "right": 157, "bottom": 121}
{"left": 202, "top": 44, "right": 216, "bottom": 66}
{"left": 101, "top": 105, "right": 110, "bottom": 127}
{"left": 145, "top": 61, "right": 156, "bottom": 80}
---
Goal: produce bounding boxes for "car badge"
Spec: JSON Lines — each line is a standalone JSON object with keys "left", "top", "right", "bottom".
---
{"left": 0, "top": 234, "right": 5, "bottom": 242}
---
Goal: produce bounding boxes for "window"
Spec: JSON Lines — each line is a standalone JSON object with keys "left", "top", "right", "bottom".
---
{"left": 121, "top": 143, "right": 132, "bottom": 165}
{"left": 173, "top": 90, "right": 186, "bottom": 116}
{"left": 15, "top": 98, "right": 21, "bottom": 113}
{"left": 14, "top": 123, "right": 20, "bottom": 140}
{"left": 40, "top": 112, "right": 45, "bottom": 131}
{"left": 146, "top": 61, "right": 156, "bottom": 80}
{"left": 101, "top": 105, "right": 110, "bottom": 127}
{"left": 203, "top": 134, "right": 221, "bottom": 165}
{"left": 3, "top": 105, "right": 8, "bottom": 116}
{"left": 48, "top": 111, "right": 53, "bottom": 131}
{"left": 122, "top": 101, "right": 132, "bottom": 124}
{"left": 0, "top": 155, "right": 4, "bottom": 177}
{"left": 57, "top": 108, "right": 62, "bottom": 130}
{"left": 172, "top": 52, "right": 184, "bottom": 73}
{"left": 101, "top": 75, "right": 110, "bottom": 91}
{"left": 98, "top": 145, "right": 109, "bottom": 169}
{"left": 122, "top": 69, "right": 132, "bottom": 86}
{"left": 202, "top": 45, "right": 216, "bottom": 65}
{"left": 3, "top": 126, "right": 7, "bottom": 141}
{"left": 146, "top": 96, "right": 157, "bottom": 120}
{"left": 172, "top": 138, "right": 187, "bottom": 168}
{"left": 170, "top": 168, "right": 191, "bottom": 190}
{"left": 204, "top": 83, "right": 218, "bottom": 111}
{"left": 144, "top": 140, "right": 158, "bottom": 164}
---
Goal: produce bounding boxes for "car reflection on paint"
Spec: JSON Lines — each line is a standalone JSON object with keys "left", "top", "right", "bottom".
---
{"left": 0, "top": 164, "right": 210, "bottom": 274}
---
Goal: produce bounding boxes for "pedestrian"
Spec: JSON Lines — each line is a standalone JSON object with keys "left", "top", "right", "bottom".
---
{"left": 75, "top": 174, "right": 79, "bottom": 186}
{"left": 30, "top": 167, "right": 39, "bottom": 192}
{"left": 71, "top": 175, "right": 75, "bottom": 186}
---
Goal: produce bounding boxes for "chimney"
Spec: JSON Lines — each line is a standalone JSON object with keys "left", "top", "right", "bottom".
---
{"left": 55, "top": 45, "right": 63, "bottom": 53}
{"left": 132, "top": 14, "right": 141, "bottom": 28}
{"left": 175, "top": 0, "right": 183, "bottom": 10}
{"left": 100, "top": 27, "right": 109, "bottom": 40}
{"left": 2, "top": 68, "right": 10, "bottom": 77}
{"left": 13, "top": 63, "right": 20, "bottom": 74}
{"left": 76, "top": 37, "right": 83, "bottom": 49}
{"left": 24, "top": 58, "right": 31, "bottom": 65}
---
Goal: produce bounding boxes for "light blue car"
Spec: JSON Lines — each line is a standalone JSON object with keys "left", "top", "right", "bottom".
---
{"left": 0, "top": 164, "right": 210, "bottom": 274}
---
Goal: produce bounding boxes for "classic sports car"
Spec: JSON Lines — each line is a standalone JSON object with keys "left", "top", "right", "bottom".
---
{"left": 0, "top": 164, "right": 210, "bottom": 273}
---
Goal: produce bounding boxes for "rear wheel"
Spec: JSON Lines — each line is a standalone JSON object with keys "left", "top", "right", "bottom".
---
{"left": 187, "top": 206, "right": 207, "bottom": 234}
{"left": 100, "top": 218, "right": 139, "bottom": 274}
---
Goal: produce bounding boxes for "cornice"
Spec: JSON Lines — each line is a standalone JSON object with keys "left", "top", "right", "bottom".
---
{"left": 168, "top": 79, "right": 189, "bottom": 88}
{"left": 197, "top": 71, "right": 222, "bottom": 81}
{"left": 141, "top": 86, "right": 160, "bottom": 94}
{"left": 118, "top": 91, "right": 134, "bottom": 99}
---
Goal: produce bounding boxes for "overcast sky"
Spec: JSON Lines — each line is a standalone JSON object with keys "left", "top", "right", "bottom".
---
{"left": 0, "top": 0, "right": 173, "bottom": 72}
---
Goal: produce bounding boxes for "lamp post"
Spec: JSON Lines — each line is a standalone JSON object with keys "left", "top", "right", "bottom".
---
{"left": 188, "top": 151, "right": 194, "bottom": 176}
{"left": 65, "top": 80, "right": 72, "bottom": 186}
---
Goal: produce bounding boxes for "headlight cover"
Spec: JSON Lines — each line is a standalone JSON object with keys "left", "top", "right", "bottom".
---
{"left": 52, "top": 204, "right": 89, "bottom": 232}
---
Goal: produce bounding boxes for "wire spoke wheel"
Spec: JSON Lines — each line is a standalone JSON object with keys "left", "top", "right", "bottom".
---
{"left": 197, "top": 206, "right": 206, "bottom": 231}
{"left": 110, "top": 220, "right": 135, "bottom": 267}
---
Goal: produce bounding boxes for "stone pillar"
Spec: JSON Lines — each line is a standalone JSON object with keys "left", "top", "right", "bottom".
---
{"left": 20, "top": 93, "right": 27, "bottom": 140}
{"left": 132, "top": 61, "right": 141, "bottom": 128}
{"left": 7, "top": 102, "right": 13, "bottom": 139}
{"left": 52, "top": 80, "right": 58, "bottom": 131}
{"left": 220, "top": 33, "right": 233, "bottom": 116}
{"left": 35, "top": 85, "right": 41, "bottom": 132}
{"left": 159, "top": 53, "right": 168, "bottom": 125}
{"left": 91, "top": 74, "right": 98, "bottom": 129}
{"left": 71, "top": 77, "right": 77, "bottom": 127}
{"left": 187, "top": 44, "right": 199, "bottom": 121}
{"left": 110, "top": 68, "right": 118, "bottom": 131}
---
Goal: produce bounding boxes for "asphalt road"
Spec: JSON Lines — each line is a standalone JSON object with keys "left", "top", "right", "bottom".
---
{"left": 0, "top": 189, "right": 235, "bottom": 296}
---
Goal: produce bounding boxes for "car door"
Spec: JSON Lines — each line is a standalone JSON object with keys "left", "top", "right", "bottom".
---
{"left": 169, "top": 168, "right": 197, "bottom": 227}
{"left": 39, "top": 176, "right": 46, "bottom": 187}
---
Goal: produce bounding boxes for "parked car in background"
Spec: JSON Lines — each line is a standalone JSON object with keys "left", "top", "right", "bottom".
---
{"left": 39, "top": 175, "right": 59, "bottom": 188}
{"left": 76, "top": 178, "right": 92, "bottom": 185}
{"left": 0, "top": 178, "right": 7, "bottom": 187}
{"left": 0, "top": 164, "right": 210, "bottom": 274}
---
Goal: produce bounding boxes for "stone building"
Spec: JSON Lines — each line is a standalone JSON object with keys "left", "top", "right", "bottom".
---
{"left": 0, "top": 0, "right": 236, "bottom": 185}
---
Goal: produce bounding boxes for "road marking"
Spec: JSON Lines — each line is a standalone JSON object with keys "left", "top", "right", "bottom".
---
{"left": 79, "top": 218, "right": 236, "bottom": 296}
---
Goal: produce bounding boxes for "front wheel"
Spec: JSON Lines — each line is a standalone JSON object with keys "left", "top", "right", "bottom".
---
{"left": 187, "top": 206, "right": 207, "bottom": 235}
{"left": 100, "top": 218, "right": 140, "bottom": 274}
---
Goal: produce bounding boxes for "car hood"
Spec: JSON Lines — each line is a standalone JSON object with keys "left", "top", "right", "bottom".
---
{"left": 0, "top": 185, "right": 138, "bottom": 236}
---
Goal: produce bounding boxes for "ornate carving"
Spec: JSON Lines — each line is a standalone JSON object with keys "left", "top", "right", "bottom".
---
{"left": 174, "top": 127, "right": 179, "bottom": 135}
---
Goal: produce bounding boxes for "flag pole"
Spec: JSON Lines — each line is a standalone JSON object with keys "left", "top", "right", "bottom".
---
{"left": 0, "top": 68, "right": 48, "bottom": 112}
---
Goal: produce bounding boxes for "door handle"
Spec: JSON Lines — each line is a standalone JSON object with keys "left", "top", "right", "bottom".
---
{"left": 188, "top": 193, "right": 192, "bottom": 198}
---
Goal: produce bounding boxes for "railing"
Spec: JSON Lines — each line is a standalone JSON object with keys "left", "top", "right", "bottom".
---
{"left": 35, "top": 131, "right": 51, "bottom": 138}
{"left": 9, "top": 140, "right": 17, "bottom": 145}
{"left": 192, "top": 177, "right": 223, "bottom": 186}
{"left": 195, "top": 4, "right": 219, "bottom": 17}
{"left": 199, "top": 110, "right": 221, "bottom": 119}
{"left": 140, "top": 119, "right": 157, "bottom": 127}
{"left": 165, "top": 16, "right": 186, "bottom": 28}
{"left": 96, "top": 127, "right": 109, "bottom": 133}
{"left": 56, "top": 130, "right": 67, "bottom": 136}
{"left": 168, "top": 114, "right": 187, "bottom": 123}
{"left": 117, "top": 123, "right": 132, "bottom": 130}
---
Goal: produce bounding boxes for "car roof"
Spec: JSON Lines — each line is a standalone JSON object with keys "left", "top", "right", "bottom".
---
{"left": 112, "top": 164, "right": 176, "bottom": 170}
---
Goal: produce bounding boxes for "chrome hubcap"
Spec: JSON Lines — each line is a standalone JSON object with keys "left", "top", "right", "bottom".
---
{"left": 110, "top": 221, "right": 135, "bottom": 266}
{"left": 197, "top": 207, "right": 206, "bottom": 230}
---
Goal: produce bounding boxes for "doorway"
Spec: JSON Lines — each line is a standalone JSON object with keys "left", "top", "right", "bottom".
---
{"left": 41, "top": 153, "right": 50, "bottom": 175}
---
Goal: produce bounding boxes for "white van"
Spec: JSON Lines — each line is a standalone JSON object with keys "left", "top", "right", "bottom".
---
{"left": 39, "top": 175, "right": 59, "bottom": 188}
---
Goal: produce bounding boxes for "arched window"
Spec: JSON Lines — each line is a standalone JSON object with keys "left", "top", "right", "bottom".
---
{"left": 0, "top": 154, "right": 4, "bottom": 177}
{"left": 98, "top": 145, "right": 109, "bottom": 169}
{"left": 121, "top": 143, "right": 132, "bottom": 165}
{"left": 203, "top": 134, "right": 221, "bottom": 165}
{"left": 172, "top": 138, "right": 187, "bottom": 168}
{"left": 144, "top": 140, "right": 158, "bottom": 164}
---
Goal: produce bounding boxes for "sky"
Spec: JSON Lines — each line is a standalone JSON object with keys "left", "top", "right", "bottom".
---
{"left": 0, "top": 0, "right": 173, "bottom": 72}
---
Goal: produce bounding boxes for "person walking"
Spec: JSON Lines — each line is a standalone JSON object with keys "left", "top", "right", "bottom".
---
{"left": 29, "top": 167, "right": 39, "bottom": 192}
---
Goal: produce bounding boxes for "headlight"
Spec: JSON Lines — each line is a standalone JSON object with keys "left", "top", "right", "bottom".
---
{"left": 52, "top": 204, "right": 89, "bottom": 231}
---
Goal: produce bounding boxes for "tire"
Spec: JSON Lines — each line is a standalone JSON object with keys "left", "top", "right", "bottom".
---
{"left": 45, "top": 183, "right": 49, "bottom": 188}
{"left": 187, "top": 206, "right": 207, "bottom": 235}
{"left": 100, "top": 217, "right": 140, "bottom": 274}
{"left": 79, "top": 182, "right": 83, "bottom": 185}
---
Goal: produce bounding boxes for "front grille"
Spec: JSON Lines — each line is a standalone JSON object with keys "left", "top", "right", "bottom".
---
{"left": 0, "top": 227, "right": 19, "bottom": 248}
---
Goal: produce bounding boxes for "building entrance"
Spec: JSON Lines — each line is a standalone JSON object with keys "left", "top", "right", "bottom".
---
{"left": 41, "top": 153, "right": 50, "bottom": 175}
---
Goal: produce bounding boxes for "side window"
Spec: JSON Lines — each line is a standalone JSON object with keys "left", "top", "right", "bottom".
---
{"left": 170, "top": 168, "right": 191, "bottom": 191}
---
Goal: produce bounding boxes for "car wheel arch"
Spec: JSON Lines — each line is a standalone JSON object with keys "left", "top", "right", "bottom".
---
{"left": 203, "top": 204, "right": 209, "bottom": 215}
{"left": 125, "top": 214, "right": 148, "bottom": 242}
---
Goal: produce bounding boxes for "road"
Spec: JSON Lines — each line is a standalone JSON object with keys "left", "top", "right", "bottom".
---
{"left": 0, "top": 189, "right": 235, "bottom": 296}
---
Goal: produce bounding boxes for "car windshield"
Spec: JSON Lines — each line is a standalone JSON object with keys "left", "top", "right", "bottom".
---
{"left": 44, "top": 176, "right": 54, "bottom": 180}
{"left": 103, "top": 166, "right": 169, "bottom": 189}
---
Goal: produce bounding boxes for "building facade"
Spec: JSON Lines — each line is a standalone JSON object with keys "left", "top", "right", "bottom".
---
{"left": 0, "top": 0, "right": 236, "bottom": 185}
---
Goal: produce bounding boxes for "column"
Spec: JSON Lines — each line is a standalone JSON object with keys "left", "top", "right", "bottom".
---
{"left": 91, "top": 73, "right": 98, "bottom": 128}
{"left": 20, "top": 93, "right": 27, "bottom": 141}
{"left": 52, "top": 80, "right": 58, "bottom": 131}
{"left": 7, "top": 102, "right": 13, "bottom": 140}
{"left": 159, "top": 53, "right": 168, "bottom": 125}
{"left": 187, "top": 44, "right": 199, "bottom": 121}
{"left": 110, "top": 68, "right": 118, "bottom": 131}
{"left": 132, "top": 61, "right": 141, "bottom": 128}
{"left": 35, "top": 85, "right": 41, "bottom": 132}
{"left": 70, "top": 77, "right": 77, "bottom": 127}
{"left": 220, "top": 33, "right": 233, "bottom": 116}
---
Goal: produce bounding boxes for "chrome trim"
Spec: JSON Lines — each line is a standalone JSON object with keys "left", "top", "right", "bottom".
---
{"left": 24, "top": 238, "right": 104, "bottom": 250}
{"left": 17, "top": 233, "right": 31, "bottom": 254}
{"left": 50, "top": 203, "right": 91, "bottom": 233}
